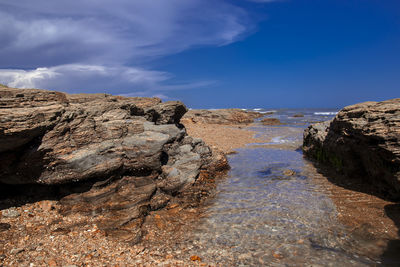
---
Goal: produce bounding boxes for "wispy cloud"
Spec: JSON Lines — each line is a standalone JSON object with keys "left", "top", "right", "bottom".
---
{"left": 0, "top": 0, "right": 263, "bottom": 96}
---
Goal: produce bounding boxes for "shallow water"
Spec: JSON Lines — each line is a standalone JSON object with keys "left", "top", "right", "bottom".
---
{"left": 176, "top": 109, "right": 384, "bottom": 266}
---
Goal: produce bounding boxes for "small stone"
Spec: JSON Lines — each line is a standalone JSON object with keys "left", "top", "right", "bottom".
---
{"left": 190, "top": 255, "right": 201, "bottom": 261}
{"left": 0, "top": 254, "right": 5, "bottom": 260}
{"left": 48, "top": 259, "right": 58, "bottom": 267}
{"left": 273, "top": 252, "right": 284, "bottom": 259}
{"left": 2, "top": 208, "right": 20, "bottom": 218}
{"left": 10, "top": 248, "right": 24, "bottom": 254}
{"left": 0, "top": 222, "right": 11, "bottom": 232}
{"left": 282, "top": 169, "right": 296, "bottom": 176}
{"left": 39, "top": 200, "right": 53, "bottom": 211}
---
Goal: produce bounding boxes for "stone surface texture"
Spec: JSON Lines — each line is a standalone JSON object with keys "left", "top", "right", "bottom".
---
{"left": 303, "top": 98, "right": 400, "bottom": 199}
{"left": 0, "top": 86, "right": 228, "bottom": 243}
{"left": 181, "top": 109, "right": 263, "bottom": 125}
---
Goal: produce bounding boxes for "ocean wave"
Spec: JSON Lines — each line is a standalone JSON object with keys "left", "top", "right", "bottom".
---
{"left": 314, "top": 112, "right": 338, "bottom": 115}
{"left": 260, "top": 110, "right": 277, "bottom": 114}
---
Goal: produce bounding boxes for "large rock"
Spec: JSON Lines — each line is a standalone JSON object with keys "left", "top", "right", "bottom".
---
{"left": 303, "top": 98, "right": 400, "bottom": 199}
{"left": 181, "top": 109, "right": 263, "bottom": 125}
{"left": 0, "top": 86, "right": 228, "bottom": 243}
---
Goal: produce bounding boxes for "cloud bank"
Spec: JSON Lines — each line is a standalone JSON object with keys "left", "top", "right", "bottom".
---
{"left": 0, "top": 0, "right": 264, "bottom": 96}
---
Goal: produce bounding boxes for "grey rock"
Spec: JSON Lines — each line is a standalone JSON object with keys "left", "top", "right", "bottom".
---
{"left": 2, "top": 207, "right": 20, "bottom": 218}
{"left": 0, "top": 86, "right": 228, "bottom": 244}
{"left": 10, "top": 248, "right": 24, "bottom": 254}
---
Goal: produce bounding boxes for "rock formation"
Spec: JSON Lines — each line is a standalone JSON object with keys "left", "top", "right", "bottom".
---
{"left": 261, "top": 118, "right": 283, "bottom": 126}
{"left": 0, "top": 86, "right": 228, "bottom": 243}
{"left": 181, "top": 109, "right": 263, "bottom": 125}
{"left": 303, "top": 98, "right": 400, "bottom": 199}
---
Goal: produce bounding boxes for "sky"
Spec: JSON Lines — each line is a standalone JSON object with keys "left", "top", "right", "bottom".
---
{"left": 0, "top": 0, "right": 399, "bottom": 108}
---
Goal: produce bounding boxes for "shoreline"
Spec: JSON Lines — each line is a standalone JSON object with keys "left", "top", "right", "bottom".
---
{"left": 1, "top": 103, "right": 399, "bottom": 265}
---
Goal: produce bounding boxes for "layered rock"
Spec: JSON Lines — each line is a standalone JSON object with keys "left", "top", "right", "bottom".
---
{"left": 181, "top": 109, "right": 263, "bottom": 125}
{"left": 0, "top": 87, "right": 228, "bottom": 243}
{"left": 303, "top": 98, "right": 400, "bottom": 199}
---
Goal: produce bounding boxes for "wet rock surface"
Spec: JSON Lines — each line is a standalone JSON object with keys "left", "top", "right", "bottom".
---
{"left": 181, "top": 108, "right": 263, "bottom": 125}
{"left": 0, "top": 87, "right": 228, "bottom": 245}
{"left": 303, "top": 98, "right": 400, "bottom": 200}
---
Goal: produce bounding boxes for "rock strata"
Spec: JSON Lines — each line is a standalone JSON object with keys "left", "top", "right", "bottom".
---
{"left": 181, "top": 109, "right": 263, "bottom": 125}
{"left": 0, "top": 87, "right": 228, "bottom": 243}
{"left": 303, "top": 98, "right": 400, "bottom": 199}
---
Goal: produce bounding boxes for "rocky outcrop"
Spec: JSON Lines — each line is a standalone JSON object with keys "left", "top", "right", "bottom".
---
{"left": 181, "top": 109, "right": 263, "bottom": 125}
{"left": 261, "top": 118, "right": 283, "bottom": 126}
{"left": 0, "top": 87, "right": 228, "bottom": 243}
{"left": 303, "top": 98, "right": 400, "bottom": 199}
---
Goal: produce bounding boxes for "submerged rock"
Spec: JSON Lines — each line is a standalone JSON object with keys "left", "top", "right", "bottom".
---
{"left": 303, "top": 98, "right": 400, "bottom": 199}
{"left": 261, "top": 118, "right": 283, "bottom": 126}
{"left": 181, "top": 109, "right": 263, "bottom": 125}
{"left": 0, "top": 87, "right": 228, "bottom": 243}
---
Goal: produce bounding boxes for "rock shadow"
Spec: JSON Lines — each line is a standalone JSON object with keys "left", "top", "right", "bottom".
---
{"left": 381, "top": 204, "right": 400, "bottom": 266}
{"left": 307, "top": 157, "right": 396, "bottom": 202}
{"left": 305, "top": 158, "right": 400, "bottom": 265}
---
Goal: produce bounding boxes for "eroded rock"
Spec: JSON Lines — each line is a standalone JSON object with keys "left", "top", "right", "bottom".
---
{"left": 181, "top": 109, "right": 263, "bottom": 125}
{"left": 303, "top": 98, "right": 400, "bottom": 199}
{"left": 261, "top": 118, "right": 283, "bottom": 126}
{"left": 0, "top": 87, "right": 228, "bottom": 243}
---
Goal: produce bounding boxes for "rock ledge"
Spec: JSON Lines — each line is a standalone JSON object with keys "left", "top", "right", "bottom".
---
{"left": 0, "top": 86, "right": 228, "bottom": 243}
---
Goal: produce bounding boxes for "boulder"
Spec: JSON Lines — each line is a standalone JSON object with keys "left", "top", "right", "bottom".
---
{"left": 303, "top": 98, "right": 400, "bottom": 199}
{"left": 181, "top": 109, "right": 263, "bottom": 125}
{"left": 0, "top": 87, "right": 228, "bottom": 243}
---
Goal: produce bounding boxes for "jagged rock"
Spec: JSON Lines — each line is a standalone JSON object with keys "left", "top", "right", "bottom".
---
{"left": 303, "top": 98, "right": 400, "bottom": 199}
{"left": 181, "top": 109, "right": 263, "bottom": 125}
{"left": 0, "top": 87, "right": 228, "bottom": 243}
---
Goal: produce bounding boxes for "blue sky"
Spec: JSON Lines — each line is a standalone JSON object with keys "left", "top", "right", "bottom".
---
{"left": 0, "top": 0, "right": 399, "bottom": 108}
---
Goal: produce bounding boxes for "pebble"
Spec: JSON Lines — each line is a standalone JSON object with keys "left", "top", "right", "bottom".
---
{"left": 10, "top": 248, "right": 24, "bottom": 254}
{"left": 0, "top": 222, "right": 11, "bottom": 232}
{"left": 282, "top": 169, "right": 296, "bottom": 176}
{"left": 2, "top": 207, "right": 20, "bottom": 218}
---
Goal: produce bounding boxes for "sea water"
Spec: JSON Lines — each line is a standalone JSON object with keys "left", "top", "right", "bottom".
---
{"left": 174, "top": 109, "right": 387, "bottom": 266}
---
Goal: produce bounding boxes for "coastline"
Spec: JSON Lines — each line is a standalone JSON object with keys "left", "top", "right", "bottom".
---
{"left": 1, "top": 101, "right": 399, "bottom": 265}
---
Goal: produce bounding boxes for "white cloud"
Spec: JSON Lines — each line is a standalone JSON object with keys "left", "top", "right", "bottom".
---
{"left": 0, "top": 0, "right": 268, "bottom": 95}
{"left": 0, "top": 64, "right": 214, "bottom": 97}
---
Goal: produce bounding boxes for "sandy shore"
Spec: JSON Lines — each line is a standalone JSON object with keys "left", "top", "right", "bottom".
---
{"left": 184, "top": 122, "right": 263, "bottom": 154}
